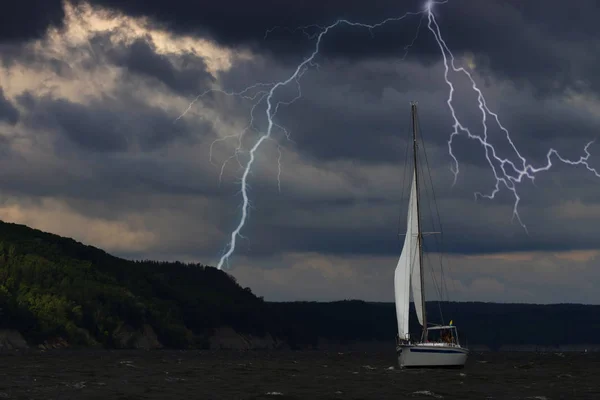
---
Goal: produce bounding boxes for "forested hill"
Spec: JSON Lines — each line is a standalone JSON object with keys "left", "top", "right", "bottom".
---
{"left": 0, "top": 220, "right": 599, "bottom": 350}
{"left": 0, "top": 220, "right": 271, "bottom": 348}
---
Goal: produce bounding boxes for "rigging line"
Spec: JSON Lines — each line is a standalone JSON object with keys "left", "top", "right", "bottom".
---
{"left": 416, "top": 128, "right": 439, "bottom": 261}
{"left": 415, "top": 109, "right": 448, "bottom": 323}
{"left": 422, "top": 248, "right": 443, "bottom": 299}
{"left": 418, "top": 159, "right": 445, "bottom": 325}
{"left": 416, "top": 107, "right": 454, "bottom": 301}
{"left": 414, "top": 112, "right": 439, "bottom": 264}
{"left": 413, "top": 146, "right": 440, "bottom": 320}
{"left": 425, "top": 252, "right": 445, "bottom": 323}
{"left": 414, "top": 113, "right": 439, "bottom": 258}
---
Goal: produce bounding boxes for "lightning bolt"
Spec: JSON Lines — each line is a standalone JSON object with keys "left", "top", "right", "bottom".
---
{"left": 206, "top": 8, "right": 426, "bottom": 269}
{"left": 178, "top": 0, "right": 598, "bottom": 269}
{"left": 425, "top": 2, "right": 600, "bottom": 231}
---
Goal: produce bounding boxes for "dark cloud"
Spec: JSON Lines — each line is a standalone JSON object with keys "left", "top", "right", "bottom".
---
{"left": 210, "top": 190, "right": 599, "bottom": 259}
{"left": 88, "top": 0, "right": 424, "bottom": 52}
{"left": 5, "top": 0, "right": 598, "bottom": 95}
{"left": 102, "top": 36, "right": 214, "bottom": 96}
{"left": 0, "top": 88, "right": 19, "bottom": 125}
{"left": 3, "top": 0, "right": 600, "bottom": 95}
{"left": 0, "top": 43, "right": 73, "bottom": 77}
{"left": 0, "top": 0, "right": 65, "bottom": 42}
{"left": 2, "top": 0, "right": 600, "bottom": 304}
{"left": 275, "top": 97, "right": 401, "bottom": 164}
{"left": 17, "top": 91, "right": 209, "bottom": 153}
{"left": 216, "top": 55, "right": 599, "bottom": 172}
{"left": 215, "top": 58, "right": 446, "bottom": 164}
{"left": 88, "top": 0, "right": 600, "bottom": 96}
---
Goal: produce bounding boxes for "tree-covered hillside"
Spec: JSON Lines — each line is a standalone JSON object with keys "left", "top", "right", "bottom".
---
{"left": 0, "top": 220, "right": 270, "bottom": 348}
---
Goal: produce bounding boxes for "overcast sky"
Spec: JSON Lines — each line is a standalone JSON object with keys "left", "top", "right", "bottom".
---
{"left": 1, "top": 0, "right": 600, "bottom": 304}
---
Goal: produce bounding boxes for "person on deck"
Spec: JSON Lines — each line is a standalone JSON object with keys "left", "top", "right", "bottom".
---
{"left": 441, "top": 330, "right": 451, "bottom": 343}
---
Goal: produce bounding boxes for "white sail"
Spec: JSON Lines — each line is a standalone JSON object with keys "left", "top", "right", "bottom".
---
{"left": 394, "top": 170, "right": 420, "bottom": 339}
{"left": 411, "top": 240, "right": 424, "bottom": 326}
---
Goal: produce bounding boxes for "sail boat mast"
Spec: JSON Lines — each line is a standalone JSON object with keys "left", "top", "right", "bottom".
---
{"left": 410, "top": 101, "right": 428, "bottom": 342}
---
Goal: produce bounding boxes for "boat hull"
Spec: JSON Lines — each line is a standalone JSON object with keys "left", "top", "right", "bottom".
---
{"left": 396, "top": 344, "right": 468, "bottom": 368}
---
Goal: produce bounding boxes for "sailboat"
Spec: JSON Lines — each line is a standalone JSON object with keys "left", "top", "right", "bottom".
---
{"left": 394, "top": 102, "right": 468, "bottom": 368}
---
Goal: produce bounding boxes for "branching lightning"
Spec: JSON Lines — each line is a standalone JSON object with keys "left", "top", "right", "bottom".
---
{"left": 178, "top": 0, "right": 599, "bottom": 269}
{"left": 425, "top": 4, "right": 600, "bottom": 231}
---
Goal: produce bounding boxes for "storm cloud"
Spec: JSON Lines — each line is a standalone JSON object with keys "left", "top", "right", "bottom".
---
{"left": 76, "top": 0, "right": 600, "bottom": 96}
{"left": 0, "top": 0, "right": 599, "bottom": 303}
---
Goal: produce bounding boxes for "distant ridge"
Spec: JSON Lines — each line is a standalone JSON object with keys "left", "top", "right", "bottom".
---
{"left": 267, "top": 300, "right": 600, "bottom": 350}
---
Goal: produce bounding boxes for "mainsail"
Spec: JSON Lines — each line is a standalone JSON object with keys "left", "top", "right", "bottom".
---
{"left": 394, "top": 170, "right": 420, "bottom": 339}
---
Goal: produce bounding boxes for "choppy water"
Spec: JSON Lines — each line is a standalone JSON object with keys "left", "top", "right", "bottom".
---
{"left": 0, "top": 350, "right": 598, "bottom": 399}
